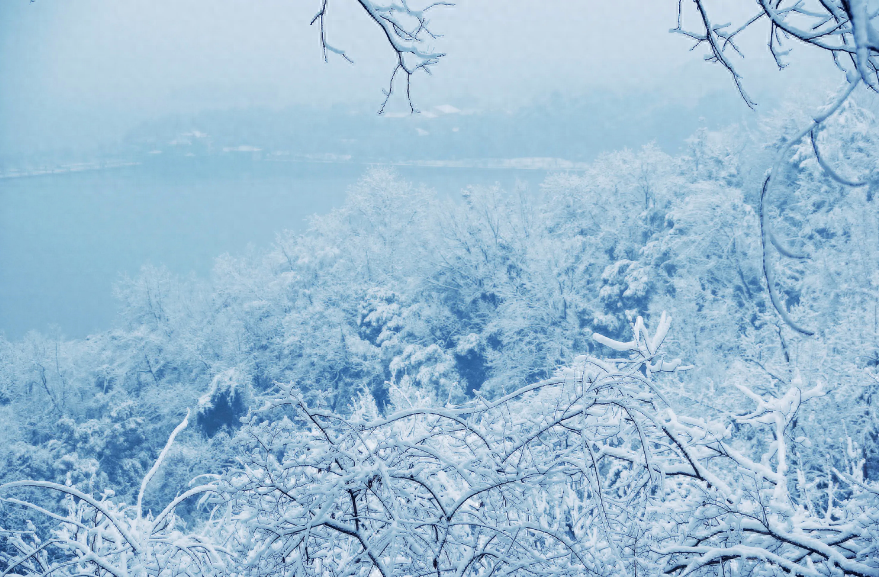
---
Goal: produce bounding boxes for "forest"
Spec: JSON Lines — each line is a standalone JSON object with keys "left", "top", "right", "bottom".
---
{"left": 2, "top": 91, "right": 879, "bottom": 576}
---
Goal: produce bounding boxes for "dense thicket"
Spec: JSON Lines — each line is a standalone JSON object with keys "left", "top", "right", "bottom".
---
{"left": 3, "top": 317, "right": 878, "bottom": 576}
{"left": 2, "top": 100, "right": 879, "bottom": 576}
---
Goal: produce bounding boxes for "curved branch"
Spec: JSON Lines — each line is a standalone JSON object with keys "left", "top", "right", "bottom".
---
{"left": 138, "top": 410, "right": 190, "bottom": 521}
{"left": 312, "top": 1, "right": 450, "bottom": 114}
{"left": 757, "top": 79, "right": 860, "bottom": 336}
{"left": 810, "top": 127, "right": 871, "bottom": 187}
{"left": 0, "top": 481, "right": 142, "bottom": 554}
{"left": 759, "top": 175, "right": 815, "bottom": 336}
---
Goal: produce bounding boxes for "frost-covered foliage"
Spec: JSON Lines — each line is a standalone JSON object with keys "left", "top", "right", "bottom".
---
{"left": 220, "top": 315, "right": 684, "bottom": 577}
{"left": 0, "top": 412, "right": 230, "bottom": 577}
{"left": 2, "top": 102, "right": 879, "bottom": 575}
{"left": 4, "top": 317, "right": 878, "bottom": 577}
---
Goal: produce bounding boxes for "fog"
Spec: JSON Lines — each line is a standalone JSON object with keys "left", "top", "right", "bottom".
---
{"left": 0, "top": 0, "right": 841, "bottom": 338}
{"left": 0, "top": 0, "right": 836, "bottom": 155}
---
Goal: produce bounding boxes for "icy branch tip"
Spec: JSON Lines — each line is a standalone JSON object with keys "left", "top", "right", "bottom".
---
{"left": 593, "top": 312, "right": 672, "bottom": 355}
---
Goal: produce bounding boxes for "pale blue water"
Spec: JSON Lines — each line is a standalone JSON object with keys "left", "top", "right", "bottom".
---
{"left": 0, "top": 157, "right": 548, "bottom": 339}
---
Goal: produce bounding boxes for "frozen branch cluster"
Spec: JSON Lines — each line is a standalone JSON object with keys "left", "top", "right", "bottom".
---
{"left": 221, "top": 313, "right": 685, "bottom": 577}
{"left": 674, "top": 0, "right": 879, "bottom": 106}
{"left": 675, "top": 1, "right": 879, "bottom": 335}
{"left": 312, "top": 0, "right": 449, "bottom": 113}
{"left": 6, "top": 316, "right": 877, "bottom": 577}
{"left": 656, "top": 376, "right": 879, "bottom": 577}
{"left": 0, "top": 412, "right": 230, "bottom": 577}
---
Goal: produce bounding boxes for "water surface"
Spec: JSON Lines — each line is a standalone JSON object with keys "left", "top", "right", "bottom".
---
{"left": 0, "top": 156, "right": 548, "bottom": 338}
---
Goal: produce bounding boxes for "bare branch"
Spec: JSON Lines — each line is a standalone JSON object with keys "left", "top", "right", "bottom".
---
{"left": 312, "top": 1, "right": 450, "bottom": 114}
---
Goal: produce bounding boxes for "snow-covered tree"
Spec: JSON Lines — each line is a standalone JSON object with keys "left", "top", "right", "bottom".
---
{"left": 7, "top": 316, "right": 878, "bottom": 576}
{"left": 0, "top": 412, "right": 230, "bottom": 577}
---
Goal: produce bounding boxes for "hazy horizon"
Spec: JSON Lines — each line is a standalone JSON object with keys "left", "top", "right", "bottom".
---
{"left": 0, "top": 0, "right": 853, "bottom": 339}
{"left": 0, "top": 0, "right": 839, "bottom": 158}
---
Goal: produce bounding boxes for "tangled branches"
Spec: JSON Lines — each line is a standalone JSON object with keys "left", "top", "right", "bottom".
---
{"left": 676, "top": 1, "right": 879, "bottom": 335}
{"left": 222, "top": 313, "right": 687, "bottom": 577}
{"left": 4, "top": 315, "right": 878, "bottom": 577}
{"left": 674, "top": 0, "right": 879, "bottom": 105}
{"left": 0, "top": 412, "right": 230, "bottom": 577}
{"left": 219, "top": 312, "right": 879, "bottom": 577}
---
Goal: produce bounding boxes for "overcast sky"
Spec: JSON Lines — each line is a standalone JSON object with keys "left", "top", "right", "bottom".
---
{"left": 0, "top": 0, "right": 842, "bottom": 155}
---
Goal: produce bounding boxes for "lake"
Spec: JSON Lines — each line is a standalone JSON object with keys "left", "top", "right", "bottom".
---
{"left": 0, "top": 156, "right": 551, "bottom": 339}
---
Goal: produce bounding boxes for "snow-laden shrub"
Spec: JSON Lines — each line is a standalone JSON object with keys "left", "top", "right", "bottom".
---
{"left": 0, "top": 412, "right": 230, "bottom": 577}
{"left": 4, "top": 316, "right": 879, "bottom": 577}
{"left": 216, "top": 315, "right": 879, "bottom": 577}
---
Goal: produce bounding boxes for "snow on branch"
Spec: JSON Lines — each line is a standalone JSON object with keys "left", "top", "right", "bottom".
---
{"left": 219, "top": 315, "right": 706, "bottom": 577}
{"left": 674, "top": 0, "right": 879, "bottom": 105}
{"left": 0, "top": 414, "right": 228, "bottom": 577}
{"left": 312, "top": 0, "right": 450, "bottom": 113}
{"left": 3, "top": 317, "right": 878, "bottom": 577}
{"left": 219, "top": 314, "right": 877, "bottom": 577}
{"left": 756, "top": 78, "right": 879, "bottom": 336}
{"left": 675, "top": 2, "right": 879, "bottom": 337}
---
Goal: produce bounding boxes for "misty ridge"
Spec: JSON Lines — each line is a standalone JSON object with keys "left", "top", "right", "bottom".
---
{"left": 3, "top": 1, "right": 879, "bottom": 577}
{"left": 119, "top": 91, "right": 750, "bottom": 161}
{"left": 0, "top": 88, "right": 751, "bottom": 176}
